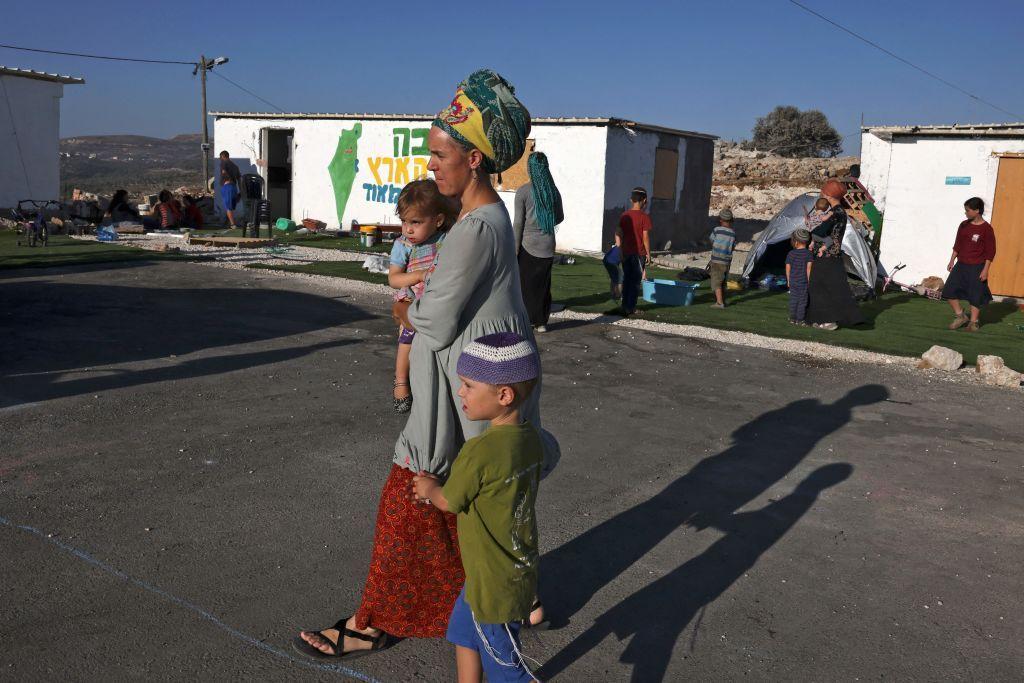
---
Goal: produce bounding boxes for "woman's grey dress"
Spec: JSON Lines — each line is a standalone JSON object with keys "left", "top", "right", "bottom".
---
{"left": 395, "top": 202, "right": 556, "bottom": 477}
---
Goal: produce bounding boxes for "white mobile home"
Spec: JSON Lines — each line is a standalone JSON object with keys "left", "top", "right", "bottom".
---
{"left": 861, "top": 123, "right": 1024, "bottom": 297}
{"left": 211, "top": 112, "right": 716, "bottom": 254}
{"left": 0, "top": 66, "right": 84, "bottom": 209}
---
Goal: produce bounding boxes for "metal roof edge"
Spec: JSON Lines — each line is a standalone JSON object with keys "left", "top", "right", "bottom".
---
{"left": 610, "top": 118, "right": 718, "bottom": 140}
{"left": 209, "top": 111, "right": 717, "bottom": 138}
{"left": 862, "top": 122, "right": 1024, "bottom": 138}
{"left": 0, "top": 66, "right": 85, "bottom": 85}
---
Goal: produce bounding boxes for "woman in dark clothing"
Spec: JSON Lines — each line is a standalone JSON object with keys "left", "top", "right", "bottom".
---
{"left": 805, "top": 180, "right": 865, "bottom": 330}
{"left": 105, "top": 189, "right": 140, "bottom": 223}
{"left": 513, "top": 152, "right": 564, "bottom": 332}
{"left": 941, "top": 197, "right": 996, "bottom": 332}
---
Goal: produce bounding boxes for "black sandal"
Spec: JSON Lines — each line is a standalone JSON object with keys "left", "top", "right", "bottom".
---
{"left": 522, "top": 599, "right": 550, "bottom": 631}
{"left": 292, "top": 618, "right": 392, "bottom": 660}
{"left": 393, "top": 381, "right": 412, "bottom": 414}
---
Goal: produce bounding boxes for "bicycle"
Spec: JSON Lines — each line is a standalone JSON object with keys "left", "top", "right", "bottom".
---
{"left": 881, "top": 263, "right": 943, "bottom": 301}
{"left": 13, "top": 199, "right": 62, "bottom": 247}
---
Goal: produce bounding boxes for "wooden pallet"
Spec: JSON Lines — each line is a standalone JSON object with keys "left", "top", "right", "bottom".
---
{"left": 186, "top": 236, "right": 275, "bottom": 248}
{"left": 837, "top": 176, "right": 880, "bottom": 240}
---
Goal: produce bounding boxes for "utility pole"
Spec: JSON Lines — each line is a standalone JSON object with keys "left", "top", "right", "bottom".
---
{"left": 195, "top": 55, "right": 228, "bottom": 191}
{"left": 200, "top": 55, "right": 210, "bottom": 189}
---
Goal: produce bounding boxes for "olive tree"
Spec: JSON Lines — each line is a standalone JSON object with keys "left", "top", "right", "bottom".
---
{"left": 751, "top": 106, "right": 842, "bottom": 158}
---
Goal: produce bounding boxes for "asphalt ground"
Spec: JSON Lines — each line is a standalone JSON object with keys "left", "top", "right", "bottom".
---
{"left": 1, "top": 261, "right": 1022, "bottom": 682}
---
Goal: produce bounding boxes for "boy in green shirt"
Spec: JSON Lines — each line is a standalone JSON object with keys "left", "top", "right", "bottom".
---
{"left": 412, "top": 332, "right": 543, "bottom": 683}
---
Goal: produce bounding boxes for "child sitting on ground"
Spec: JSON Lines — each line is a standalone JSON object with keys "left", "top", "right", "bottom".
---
{"left": 154, "top": 190, "right": 182, "bottom": 229}
{"left": 181, "top": 194, "right": 204, "bottom": 229}
{"left": 785, "top": 228, "right": 814, "bottom": 326}
{"left": 388, "top": 179, "right": 456, "bottom": 413}
{"left": 412, "top": 332, "right": 543, "bottom": 683}
{"left": 804, "top": 197, "right": 833, "bottom": 233}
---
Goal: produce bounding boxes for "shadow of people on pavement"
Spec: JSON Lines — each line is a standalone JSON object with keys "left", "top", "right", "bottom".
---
{"left": 538, "top": 463, "right": 852, "bottom": 682}
{"left": 536, "top": 384, "right": 888, "bottom": 680}
{"left": 0, "top": 278, "right": 373, "bottom": 407}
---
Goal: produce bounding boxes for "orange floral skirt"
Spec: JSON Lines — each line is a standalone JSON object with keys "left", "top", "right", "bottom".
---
{"left": 353, "top": 465, "right": 464, "bottom": 637}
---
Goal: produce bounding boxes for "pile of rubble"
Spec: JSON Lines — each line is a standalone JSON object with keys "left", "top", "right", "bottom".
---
{"left": 711, "top": 140, "right": 859, "bottom": 220}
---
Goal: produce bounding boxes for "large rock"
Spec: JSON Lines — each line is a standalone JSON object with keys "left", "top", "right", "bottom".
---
{"left": 985, "top": 367, "right": 1022, "bottom": 388}
{"left": 976, "top": 355, "right": 1006, "bottom": 376}
{"left": 921, "top": 345, "right": 963, "bottom": 372}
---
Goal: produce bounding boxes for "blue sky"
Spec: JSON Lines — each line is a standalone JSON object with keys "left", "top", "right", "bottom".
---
{"left": 4, "top": 0, "right": 1022, "bottom": 154}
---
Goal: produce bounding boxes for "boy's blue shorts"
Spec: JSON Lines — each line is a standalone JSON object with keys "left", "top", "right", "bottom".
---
{"left": 220, "top": 183, "right": 240, "bottom": 211}
{"left": 446, "top": 587, "right": 535, "bottom": 683}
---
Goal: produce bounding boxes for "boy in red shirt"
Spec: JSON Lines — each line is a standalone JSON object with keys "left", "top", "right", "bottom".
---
{"left": 941, "top": 197, "right": 996, "bottom": 332}
{"left": 616, "top": 187, "right": 652, "bottom": 316}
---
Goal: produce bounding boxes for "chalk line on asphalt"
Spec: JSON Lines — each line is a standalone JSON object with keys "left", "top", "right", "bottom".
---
{"left": 0, "top": 515, "right": 382, "bottom": 682}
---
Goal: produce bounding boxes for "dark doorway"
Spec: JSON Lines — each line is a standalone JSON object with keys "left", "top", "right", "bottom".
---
{"left": 262, "top": 128, "right": 293, "bottom": 220}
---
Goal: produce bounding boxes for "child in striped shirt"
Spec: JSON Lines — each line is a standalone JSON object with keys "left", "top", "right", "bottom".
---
{"left": 388, "top": 180, "right": 456, "bottom": 413}
{"left": 709, "top": 208, "right": 736, "bottom": 308}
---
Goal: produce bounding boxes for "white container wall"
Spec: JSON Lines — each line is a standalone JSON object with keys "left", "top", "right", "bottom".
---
{"left": 0, "top": 74, "right": 71, "bottom": 208}
{"left": 865, "top": 132, "right": 1024, "bottom": 285}
{"left": 213, "top": 114, "right": 715, "bottom": 255}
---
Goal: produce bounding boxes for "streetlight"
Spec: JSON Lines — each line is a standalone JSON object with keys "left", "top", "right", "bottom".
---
{"left": 194, "top": 55, "right": 229, "bottom": 188}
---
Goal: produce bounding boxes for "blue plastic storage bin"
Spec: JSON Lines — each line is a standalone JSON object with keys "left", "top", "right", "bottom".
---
{"left": 641, "top": 279, "right": 701, "bottom": 306}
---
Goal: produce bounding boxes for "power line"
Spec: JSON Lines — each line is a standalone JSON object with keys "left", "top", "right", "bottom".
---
{"left": 787, "top": 1, "right": 1023, "bottom": 120}
{"left": 0, "top": 42, "right": 196, "bottom": 65}
{"left": 210, "top": 70, "right": 286, "bottom": 113}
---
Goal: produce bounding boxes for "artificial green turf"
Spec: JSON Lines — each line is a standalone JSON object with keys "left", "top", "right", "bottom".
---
{"left": 552, "top": 257, "right": 1024, "bottom": 369}
{"left": 192, "top": 228, "right": 392, "bottom": 253}
{"left": 0, "top": 230, "right": 200, "bottom": 270}
{"left": 280, "top": 233, "right": 392, "bottom": 253}
{"left": 249, "top": 252, "right": 1024, "bottom": 370}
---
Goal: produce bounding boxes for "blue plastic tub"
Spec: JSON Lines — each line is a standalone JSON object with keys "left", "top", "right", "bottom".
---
{"left": 641, "top": 279, "right": 701, "bottom": 306}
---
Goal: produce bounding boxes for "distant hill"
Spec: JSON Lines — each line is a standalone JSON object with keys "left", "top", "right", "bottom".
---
{"left": 60, "top": 134, "right": 208, "bottom": 199}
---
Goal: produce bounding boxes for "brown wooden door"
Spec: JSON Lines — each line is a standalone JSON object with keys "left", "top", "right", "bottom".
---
{"left": 989, "top": 157, "right": 1024, "bottom": 297}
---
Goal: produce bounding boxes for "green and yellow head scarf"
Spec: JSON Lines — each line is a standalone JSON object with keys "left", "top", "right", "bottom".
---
{"left": 433, "top": 69, "right": 531, "bottom": 174}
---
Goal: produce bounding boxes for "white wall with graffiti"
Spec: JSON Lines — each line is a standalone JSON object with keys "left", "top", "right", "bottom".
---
{"left": 213, "top": 115, "right": 713, "bottom": 254}
{"left": 214, "top": 116, "right": 434, "bottom": 229}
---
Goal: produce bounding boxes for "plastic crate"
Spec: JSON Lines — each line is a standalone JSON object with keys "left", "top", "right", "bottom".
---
{"left": 641, "top": 279, "right": 701, "bottom": 306}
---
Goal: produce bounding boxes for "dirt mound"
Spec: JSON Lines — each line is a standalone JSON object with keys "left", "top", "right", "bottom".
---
{"left": 712, "top": 141, "right": 859, "bottom": 220}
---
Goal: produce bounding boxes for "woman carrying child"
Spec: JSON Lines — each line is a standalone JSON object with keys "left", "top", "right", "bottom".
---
{"left": 805, "top": 179, "right": 865, "bottom": 330}
{"left": 388, "top": 179, "right": 457, "bottom": 412}
{"left": 295, "top": 69, "right": 556, "bottom": 661}
{"left": 513, "top": 151, "right": 564, "bottom": 332}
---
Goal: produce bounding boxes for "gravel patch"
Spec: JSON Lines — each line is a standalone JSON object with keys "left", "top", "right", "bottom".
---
{"left": 69, "top": 233, "right": 1016, "bottom": 391}
{"left": 72, "top": 233, "right": 372, "bottom": 267}
{"left": 76, "top": 233, "right": 394, "bottom": 298}
{"left": 549, "top": 309, "right": 1017, "bottom": 390}
{"left": 205, "top": 259, "right": 393, "bottom": 297}
{"left": 552, "top": 308, "right": 911, "bottom": 365}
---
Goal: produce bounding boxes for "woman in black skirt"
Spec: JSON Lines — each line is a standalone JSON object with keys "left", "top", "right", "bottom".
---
{"left": 942, "top": 197, "right": 996, "bottom": 332}
{"left": 513, "top": 152, "right": 564, "bottom": 332}
{"left": 805, "top": 180, "right": 865, "bottom": 330}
